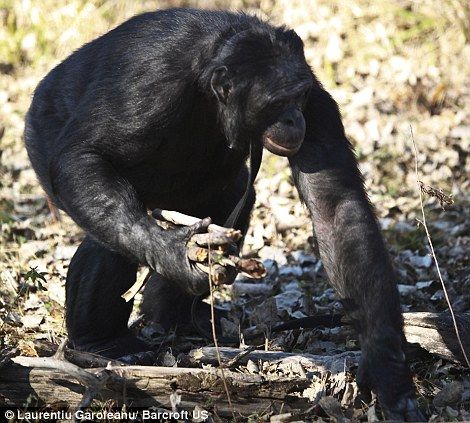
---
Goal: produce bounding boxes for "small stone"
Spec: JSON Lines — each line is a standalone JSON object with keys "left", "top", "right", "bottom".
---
{"left": 291, "top": 250, "right": 317, "bottom": 266}
{"left": 274, "top": 291, "right": 303, "bottom": 316}
{"left": 431, "top": 290, "right": 445, "bottom": 301}
{"left": 161, "top": 350, "right": 177, "bottom": 367}
{"left": 397, "top": 284, "right": 417, "bottom": 295}
{"left": 290, "top": 310, "right": 308, "bottom": 319}
{"left": 395, "top": 221, "right": 415, "bottom": 232}
{"left": 433, "top": 381, "right": 463, "bottom": 407}
{"left": 281, "top": 280, "right": 301, "bottom": 292}
{"left": 408, "top": 254, "right": 433, "bottom": 268}
{"left": 5, "top": 312, "right": 22, "bottom": 327}
{"left": 416, "top": 280, "right": 438, "bottom": 290}
{"left": 258, "top": 247, "right": 287, "bottom": 265}
{"left": 262, "top": 259, "right": 279, "bottom": 275}
{"left": 380, "top": 218, "right": 393, "bottom": 230}
{"left": 279, "top": 266, "right": 303, "bottom": 277}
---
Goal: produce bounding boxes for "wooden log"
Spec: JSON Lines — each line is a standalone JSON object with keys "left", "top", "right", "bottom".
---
{"left": 0, "top": 361, "right": 310, "bottom": 416}
{"left": 402, "top": 311, "right": 470, "bottom": 364}
{"left": 1, "top": 312, "right": 467, "bottom": 414}
{"left": 236, "top": 312, "right": 469, "bottom": 365}
{"left": 188, "top": 347, "right": 360, "bottom": 374}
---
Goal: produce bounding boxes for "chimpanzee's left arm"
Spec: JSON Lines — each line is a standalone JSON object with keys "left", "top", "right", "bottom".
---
{"left": 289, "top": 87, "right": 424, "bottom": 421}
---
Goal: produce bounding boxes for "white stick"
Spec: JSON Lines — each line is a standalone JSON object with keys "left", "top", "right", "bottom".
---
{"left": 154, "top": 209, "right": 239, "bottom": 235}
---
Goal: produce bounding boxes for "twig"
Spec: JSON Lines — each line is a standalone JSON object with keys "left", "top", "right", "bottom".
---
{"left": 190, "top": 232, "right": 239, "bottom": 246}
{"left": 207, "top": 241, "right": 237, "bottom": 422}
{"left": 153, "top": 209, "right": 242, "bottom": 239}
{"left": 121, "top": 268, "right": 151, "bottom": 302}
{"left": 410, "top": 126, "right": 469, "bottom": 368}
{"left": 221, "top": 345, "right": 257, "bottom": 369}
{"left": 76, "top": 368, "right": 112, "bottom": 410}
{"left": 54, "top": 339, "right": 67, "bottom": 360}
{"left": 189, "top": 247, "right": 266, "bottom": 279}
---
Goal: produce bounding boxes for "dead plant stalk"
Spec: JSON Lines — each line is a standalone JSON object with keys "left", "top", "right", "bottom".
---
{"left": 410, "top": 126, "right": 469, "bottom": 368}
{"left": 207, "top": 241, "right": 237, "bottom": 421}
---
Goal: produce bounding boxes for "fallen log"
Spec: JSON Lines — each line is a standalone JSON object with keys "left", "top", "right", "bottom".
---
{"left": 237, "top": 312, "right": 470, "bottom": 365}
{"left": 188, "top": 347, "right": 360, "bottom": 374}
{"left": 0, "top": 359, "right": 311, "bottom": 416}
{"left": 1, "top": 312, "right": 467, "bottom": 413}
{"left": 402, "top": 311, "right": 470, "bottom": 364}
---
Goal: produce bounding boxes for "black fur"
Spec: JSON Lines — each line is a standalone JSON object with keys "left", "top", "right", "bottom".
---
{"left": 24, "top": 8, "right": 423, "bottom": 420}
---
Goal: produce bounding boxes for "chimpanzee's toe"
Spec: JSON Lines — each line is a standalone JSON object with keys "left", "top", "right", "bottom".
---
{"left": 140, "top": 273, "right": 229, "bottom": 336}
{"left": 382, "top": 394, "right": 426, "bottom": 422}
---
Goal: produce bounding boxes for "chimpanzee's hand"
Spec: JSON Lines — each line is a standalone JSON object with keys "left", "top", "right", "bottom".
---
{"left": 357, "top": 342, "right": 426, "bottom": 421}
{"left": 146, "top": 217, "right": 237, "bottom": 295}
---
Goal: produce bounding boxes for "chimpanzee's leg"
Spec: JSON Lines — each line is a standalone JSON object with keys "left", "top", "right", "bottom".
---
{"left": 66, "top": 235, "right": 147, "bottom": 358}
{"left": 140, "top": 166, "right": 255, "bottom": 331}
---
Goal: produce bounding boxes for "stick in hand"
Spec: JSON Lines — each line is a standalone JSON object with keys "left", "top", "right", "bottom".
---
{"left": 121, "top": 209, "right": 266, "bottom": 302}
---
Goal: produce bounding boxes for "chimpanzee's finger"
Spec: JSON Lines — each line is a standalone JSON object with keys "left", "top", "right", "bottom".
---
{"left": 187, "top": 217, "right": 211, "bottom": 235}
{"left": 226, "top": 242, "right": 239, "bottom": 256}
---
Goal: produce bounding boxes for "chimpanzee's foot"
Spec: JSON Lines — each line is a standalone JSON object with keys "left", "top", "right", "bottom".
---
{"left": 383, "top": 393, "right": 426, "bottom": 422}
{"left": 140, "top": 273, "right": 228, "bottom": 338}
{"left": 69, "top": 332, "right": 152, "bottom": 360}
{"left": 357, "top": 343, "right": 426, "bottom": 422}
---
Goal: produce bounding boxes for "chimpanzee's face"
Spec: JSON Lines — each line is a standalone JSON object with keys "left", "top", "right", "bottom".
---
{"left": 211, "top": 31, "right": 314, "bottom": 156}
{"left": 251, "top": 77, "right": 311, "bottom": 157}
{"left": 210, "top": 42, "right": 313, "bottom": 156}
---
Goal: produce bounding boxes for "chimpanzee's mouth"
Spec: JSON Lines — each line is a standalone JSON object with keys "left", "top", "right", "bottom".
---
{"left": 262, "top": 136, "right": 302, "bottom": 157}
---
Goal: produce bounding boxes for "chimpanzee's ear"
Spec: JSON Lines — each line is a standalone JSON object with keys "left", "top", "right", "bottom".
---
{"left": 210, "top": 66, "right": 232, "bottom": 104}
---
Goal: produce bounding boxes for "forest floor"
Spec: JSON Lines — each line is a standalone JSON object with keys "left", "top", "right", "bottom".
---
{"left": 0, "top": 0, "right": 469, "bottom": 421}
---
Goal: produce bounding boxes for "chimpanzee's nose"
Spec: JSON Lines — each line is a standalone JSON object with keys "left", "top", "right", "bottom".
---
{"left": 280, "top": 108, "right": 303, "bottom": 127}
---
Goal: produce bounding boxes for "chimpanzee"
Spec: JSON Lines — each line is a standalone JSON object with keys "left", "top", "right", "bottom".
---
{"left": 25, "top": 8, "right": 423, "bottom": 420}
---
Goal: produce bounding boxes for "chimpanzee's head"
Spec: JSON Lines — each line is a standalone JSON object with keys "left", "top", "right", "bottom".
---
{"left": 209, "top": 26, "right": 314, "bottom": 157}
